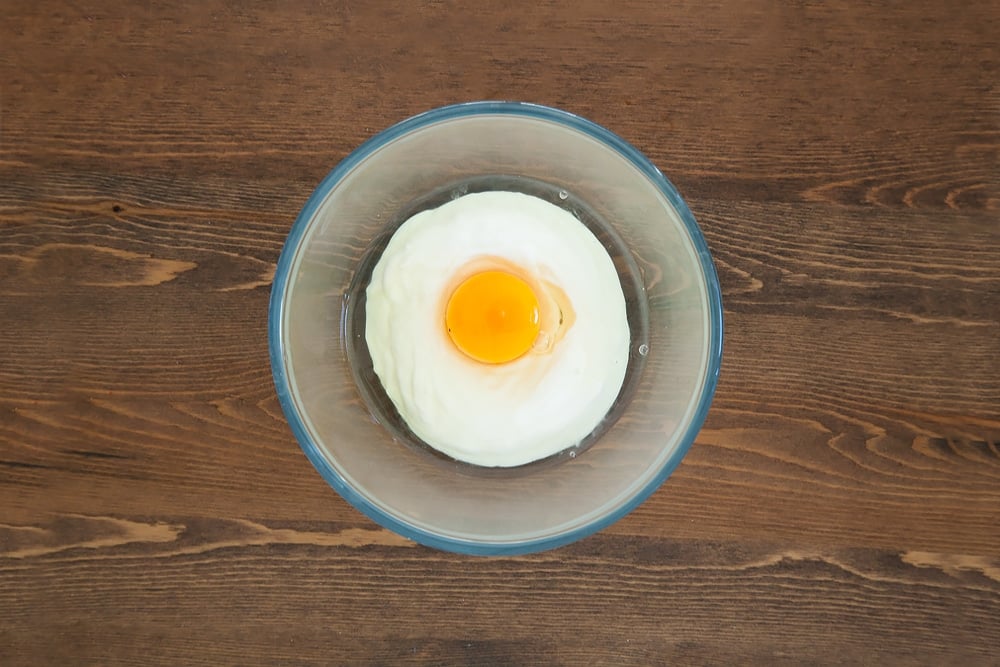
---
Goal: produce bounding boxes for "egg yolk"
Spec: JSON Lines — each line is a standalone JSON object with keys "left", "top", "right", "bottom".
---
{"left": 445, "top": 270, "right": 540, "bottom": 364}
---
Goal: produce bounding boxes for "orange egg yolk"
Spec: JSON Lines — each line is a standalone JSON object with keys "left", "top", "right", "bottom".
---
{"left": 445, "top": 270, "right": 540, "bottom": 364}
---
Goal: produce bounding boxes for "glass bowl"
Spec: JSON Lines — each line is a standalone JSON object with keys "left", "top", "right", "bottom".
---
{"left": 269, "top": 102, "right": 723, "bottom": 555}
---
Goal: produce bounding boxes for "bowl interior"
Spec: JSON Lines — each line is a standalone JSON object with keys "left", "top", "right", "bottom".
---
{"left": 271, "top": 104, "right": 721, "bottom": 554}
{"left": 343, "top": 173, "right": 650, "bottom": 474}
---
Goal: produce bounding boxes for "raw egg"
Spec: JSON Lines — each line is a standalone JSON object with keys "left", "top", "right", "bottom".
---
{"left": 445, "top": 269, "right": 540, "bottom": 364}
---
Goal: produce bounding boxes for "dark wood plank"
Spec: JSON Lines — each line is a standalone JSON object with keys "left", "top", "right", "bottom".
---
{"left": 1, "top": 0, "right": 998, "bottom": 665}
{"left": 1, "top": 520, "right": 998, "bottom": 666}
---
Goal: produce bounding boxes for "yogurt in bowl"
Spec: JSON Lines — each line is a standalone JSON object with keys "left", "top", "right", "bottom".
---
{"left": 365, "top": 190, "right": 630, "bottom": 468}
{"left": 269, "top": 102, "right": 723, "bottom": 555}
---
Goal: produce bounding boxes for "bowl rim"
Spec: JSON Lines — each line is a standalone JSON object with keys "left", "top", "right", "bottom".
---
{"left": 268, "top": 101, "right": 724, "bottom": 555}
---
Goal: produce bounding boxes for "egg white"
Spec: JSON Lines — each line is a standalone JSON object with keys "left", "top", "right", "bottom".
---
{"left": 365, "top": 191, "right": 630, "bottom": 467}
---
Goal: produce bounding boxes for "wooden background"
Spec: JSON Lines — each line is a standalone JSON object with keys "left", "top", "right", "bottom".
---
{"left": 2, "top": 0, "right": 998, "bottom": 664}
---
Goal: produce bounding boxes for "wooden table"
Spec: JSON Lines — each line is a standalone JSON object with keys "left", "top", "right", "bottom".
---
{"left": 3, "top": 1, "right": 998, "bottom": 664}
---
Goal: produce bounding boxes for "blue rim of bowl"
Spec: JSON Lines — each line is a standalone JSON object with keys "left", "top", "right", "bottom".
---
{"left": 268, "top": 101, "right": 723, "bottom": 556}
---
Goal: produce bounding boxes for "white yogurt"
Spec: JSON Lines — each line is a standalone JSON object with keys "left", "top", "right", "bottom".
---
{"left": 365, "top": 191, "right": 630, "bottom": 467}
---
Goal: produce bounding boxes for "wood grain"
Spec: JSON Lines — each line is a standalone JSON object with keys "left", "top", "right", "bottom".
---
{"left": 2, "top": 0, "right": 998, "bottom": 664}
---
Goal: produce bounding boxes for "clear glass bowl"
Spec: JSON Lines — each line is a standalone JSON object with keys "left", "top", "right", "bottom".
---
{"left": 269, "top": 102, "right": 723, "bottom": 555}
